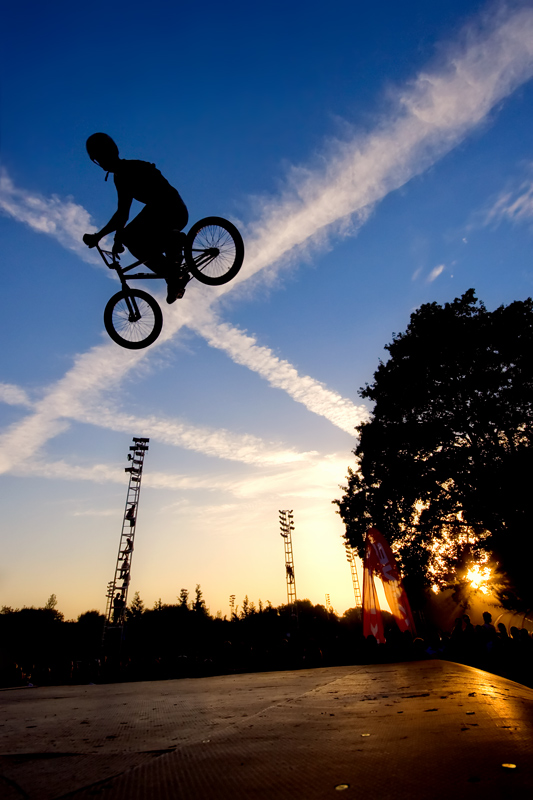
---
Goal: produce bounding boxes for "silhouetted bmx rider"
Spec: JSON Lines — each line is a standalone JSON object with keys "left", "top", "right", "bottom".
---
{"left": 83, "top": 133, "right": 189, "bottom": 303}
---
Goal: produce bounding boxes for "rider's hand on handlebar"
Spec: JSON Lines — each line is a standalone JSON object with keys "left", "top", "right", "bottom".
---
{"left": 112, "top": 239, "right": 125, "bottom": 257}
{"left": 83, "top": 233, "right": 99, "bottom": 248}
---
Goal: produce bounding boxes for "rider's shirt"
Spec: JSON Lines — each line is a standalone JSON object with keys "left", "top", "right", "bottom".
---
{"left": 114, "top": 159, "right": 187, "bottom": 212}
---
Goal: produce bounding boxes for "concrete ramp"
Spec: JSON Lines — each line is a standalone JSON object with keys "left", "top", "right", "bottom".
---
{"left": 1, "top": 660, "right": 532, "bottom": 798}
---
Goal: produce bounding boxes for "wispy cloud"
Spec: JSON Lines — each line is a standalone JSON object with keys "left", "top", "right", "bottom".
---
{"left": 78, "top": 406, "right": 319, "bottom": 466}
{"left": 192, "top": 316, "right": 368, "bottom": 434}
{"left": 0, "top": 376, "right": 320, "bottom": 472}
{"left": 0, "top": 170, "right": 99, "bottom": 263}
{"left": 0, "top": 381, "right": 349, "bottom": 498}
{"left": 0, "top": 374, "right": 324, "bottom": 468}
{"left": 0, "top": 383, "right": 33, "bottom": 407}
{"left": 235, "top": 5, "right": 533, "bottom": 285}
{"left": 485, "top": 170, "right": 533, "bottom": 226}
{"left": 0, "top": 344, "right": 144, "bottom": 473}
{"left": 12, "top": 457, "right": 230, "bottom": 491}
{"left": 427, "top": 264, "right": 445, "bottom": 283}
{"left": 11, "top": 450, "right": 350, "bottom": 502}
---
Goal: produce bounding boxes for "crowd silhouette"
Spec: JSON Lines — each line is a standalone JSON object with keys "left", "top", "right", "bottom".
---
{"left": 437, "top": 609, "right": 533, "bottom": 686}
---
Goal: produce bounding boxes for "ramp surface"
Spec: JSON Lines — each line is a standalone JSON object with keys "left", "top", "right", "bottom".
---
{"left": 1, "top": 660, "right": 532, "bottom": 798}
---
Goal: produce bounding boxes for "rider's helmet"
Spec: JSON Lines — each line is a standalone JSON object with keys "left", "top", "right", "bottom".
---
{"left": 86, "top": 133, "right": 119, "bottom": 167}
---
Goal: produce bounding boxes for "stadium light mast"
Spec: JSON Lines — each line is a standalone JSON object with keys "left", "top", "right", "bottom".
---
{"left": 345, "top": 542, "right": 362, "bottom": 607}
{"left": 102, "top": 436, "right": 149, "bottom": 650}
{"left": 279, "top": 510, "right": 297, "bottom": 610}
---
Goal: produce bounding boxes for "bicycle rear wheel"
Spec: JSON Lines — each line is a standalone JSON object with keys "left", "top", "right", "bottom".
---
{"left": 184, "top": 217, "right": 244, "bottom": 286}
{"left": 104, "top": 289, "right": 163, "bottom": 349}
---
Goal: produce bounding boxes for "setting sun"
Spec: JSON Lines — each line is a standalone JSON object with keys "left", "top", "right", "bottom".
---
{"left": 466, "top": 563, "right": 492, "bottom": 595}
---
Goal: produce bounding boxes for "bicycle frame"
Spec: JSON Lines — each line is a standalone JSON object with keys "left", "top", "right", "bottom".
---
{"left": 97, "top": 244, "right": 161, "bottom": 287}
{"left": 96, "top": 240, "right": 213, "bottom": 286}
{"left": 96, "top": 244, "right": 164, "bottom": 322}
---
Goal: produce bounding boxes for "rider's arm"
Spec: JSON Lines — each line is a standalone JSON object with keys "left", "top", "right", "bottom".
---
{"left": 83, "top": 185, "right": 133, "bottom": 248}
{"left": 95, "top": 193, "right": 133, "bottom": 241}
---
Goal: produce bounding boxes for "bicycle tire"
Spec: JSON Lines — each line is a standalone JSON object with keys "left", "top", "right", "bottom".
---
{"left": 104, "top": 289, "right": 163, "bottom": 350}
{"left": 184, "top": 216, "right": 244, "bottom": 286}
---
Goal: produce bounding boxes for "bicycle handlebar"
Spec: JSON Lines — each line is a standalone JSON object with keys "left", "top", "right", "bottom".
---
{"left": 94, "top": 242, "right": 151, "bottom": 277}
{"left": 95, "top": 242, "right": 119, "bottom": 269}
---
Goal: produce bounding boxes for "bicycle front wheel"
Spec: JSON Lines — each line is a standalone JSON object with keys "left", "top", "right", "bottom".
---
{"left": 104, "top": 289, "right": 163, "bottom": 349}
{"left": 184, "top": 217, "right": 244, "bottom": 286}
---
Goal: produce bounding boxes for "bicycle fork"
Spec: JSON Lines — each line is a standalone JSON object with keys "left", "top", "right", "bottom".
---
{"left": 123, "top": 291, "right": 142, "bottom": 322}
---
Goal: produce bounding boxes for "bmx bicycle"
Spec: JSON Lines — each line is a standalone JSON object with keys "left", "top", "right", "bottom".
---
{"left": 92, "top": 217, "right": 244, "bottom": 350}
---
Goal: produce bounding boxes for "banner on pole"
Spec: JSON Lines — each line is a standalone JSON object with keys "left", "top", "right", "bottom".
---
{"left": 362, "top": 527, "right": 416, "bottom": 643}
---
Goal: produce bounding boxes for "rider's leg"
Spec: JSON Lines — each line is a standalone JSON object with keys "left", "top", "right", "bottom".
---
{"left": 122, "top": 206, "right": 189, "bottom": 303}
{"left": 163, "top": 230, "right": 187, "bottom": 265}
{"left": 121, "top": 214, "right": 180, "bottom": 303}
{"left": 160, "top": 230, "right": 190, "bottom": 303}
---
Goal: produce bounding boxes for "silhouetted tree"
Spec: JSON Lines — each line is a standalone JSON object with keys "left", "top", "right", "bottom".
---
{"left": 78, "top": 610, "right": 105, "bottom": 625}
{"left": 0, "top": 605, "right": 68, "bottom": 683}
{"left": 193, "top": 584, "right": 208, "bottom": 616}
{"left": 128, "top": 591, "right": 145, "bottom": 619}
{"left": 240, "top": 595, "right": 250, "bottom": 618}
{"left": 335, "top": 290, "right": 533, "bottom": 611}
{"left": 341, "top": 607, "right": 363, "bottom": 627}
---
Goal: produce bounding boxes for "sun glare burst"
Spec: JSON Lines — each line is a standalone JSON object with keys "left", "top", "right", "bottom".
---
{"left": 466, "top": 563, "right": 492, "bottom": 594}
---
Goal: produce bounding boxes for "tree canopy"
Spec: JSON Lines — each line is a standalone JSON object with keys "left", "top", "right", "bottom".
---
{"left": 335, "top": 290, "right": 533, "bottom": 611}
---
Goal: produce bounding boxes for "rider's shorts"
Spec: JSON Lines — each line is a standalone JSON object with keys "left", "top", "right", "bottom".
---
{"left": 121, "top": 199, "right": 189, "bottom": 263}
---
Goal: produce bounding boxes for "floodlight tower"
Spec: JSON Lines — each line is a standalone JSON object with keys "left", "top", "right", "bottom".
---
{"left": 102, "top": 436, "right": 149, "bottom": 647}
{"left": 325, "top": 593, "right": 332, "bottom": 612}
{"left": 345, "top": 542, "right": 362, "bottom": 607}
{"left": 279, "top": 510, "right": 297, "bottom": 609}
{"left": 229, "top": 594, "right": 236, "bottom": 618}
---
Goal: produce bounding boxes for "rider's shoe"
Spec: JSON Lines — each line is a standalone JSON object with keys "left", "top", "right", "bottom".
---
{"left": 166, "top": 276, "right": 187, "bottom": 304}
{"left": 166, "top": 283, "right": 179, "bottom": 304}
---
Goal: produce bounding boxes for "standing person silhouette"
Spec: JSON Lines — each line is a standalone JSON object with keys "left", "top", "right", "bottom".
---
{"left": 83, "top": 133, "right": 189, "bottom": 303}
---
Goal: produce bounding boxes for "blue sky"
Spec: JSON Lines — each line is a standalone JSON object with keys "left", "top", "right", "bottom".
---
{"left": 2, "top": 0, "right": 533, "bottom": 620}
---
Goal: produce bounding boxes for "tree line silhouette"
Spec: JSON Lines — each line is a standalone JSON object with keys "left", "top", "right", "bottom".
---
{"left": 0, "top": 589, "right": 366, "bottom": 687}
{"left": 2, "top": 589, "right": 532, "bottom": 689}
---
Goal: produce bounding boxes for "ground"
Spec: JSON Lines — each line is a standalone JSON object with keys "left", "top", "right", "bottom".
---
{"left": 1, "top": 661, "right": 532, "bottom": 798}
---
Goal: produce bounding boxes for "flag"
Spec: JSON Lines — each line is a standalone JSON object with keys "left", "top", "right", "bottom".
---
{"left": 362, "top": 527, "right": 416, "bottom": 642}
